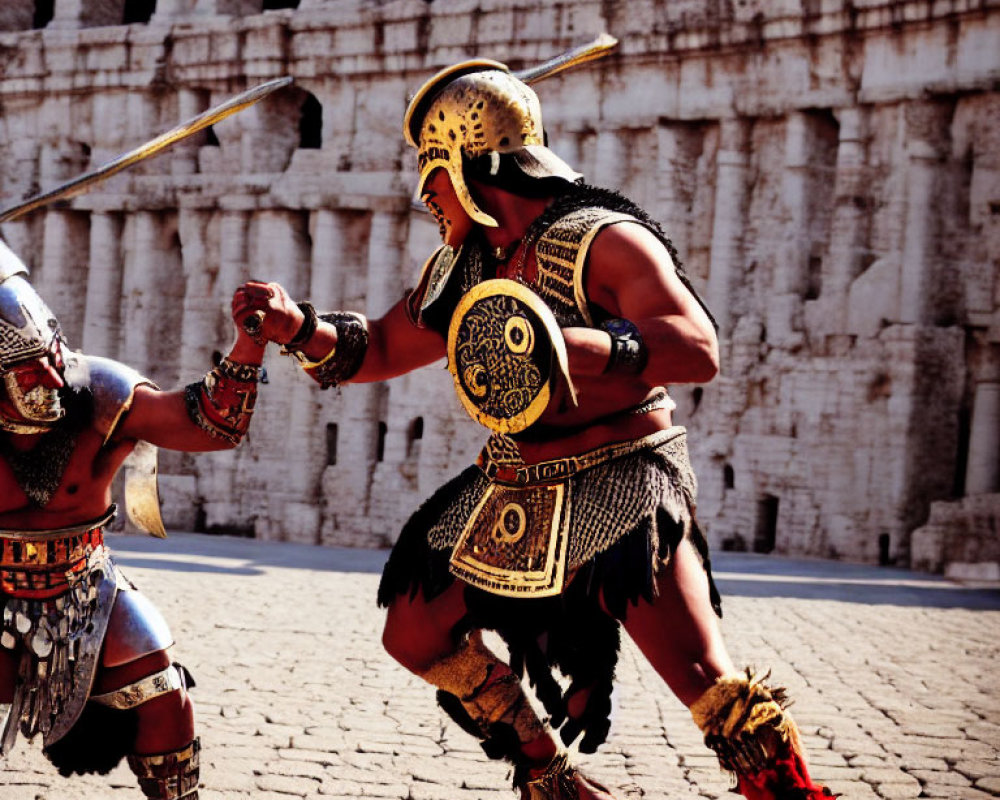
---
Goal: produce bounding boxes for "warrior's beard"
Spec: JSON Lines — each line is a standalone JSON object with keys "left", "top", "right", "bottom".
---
{"left": 425, "top": 198, "right": 451, "bottom": 241}
{"left": 3, "top": 374, "right": 64, "bottom": 427}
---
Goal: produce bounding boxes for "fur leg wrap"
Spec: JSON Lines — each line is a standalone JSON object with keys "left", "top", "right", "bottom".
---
{"left": 127, "top": 738, "right": 200, "bottom": 800}
{"left": 690, "top": 669, "right": 833, "bottom": 800}
{"left": 420, "top": 631, "right": 545, "bottom": 760}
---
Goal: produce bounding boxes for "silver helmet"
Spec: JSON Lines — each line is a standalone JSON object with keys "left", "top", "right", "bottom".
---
{"left": 0, "top": 238, "right": 66, "bottom": 432}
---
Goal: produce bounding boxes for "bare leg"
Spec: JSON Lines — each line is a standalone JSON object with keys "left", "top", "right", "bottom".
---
{"left": 383, "top": 581, "right": 558, "bottom": 764}
{"left": 94, "top": 651, "right": 199, "bottom": 799}
{"left": 383, "top": 582, "right": 616, "bottom": 799}
{"left": 618, "top": 537, "right": 736, "bottom": 705}
{"left": 620, "top": 538, "right": 830, "bottom": 800}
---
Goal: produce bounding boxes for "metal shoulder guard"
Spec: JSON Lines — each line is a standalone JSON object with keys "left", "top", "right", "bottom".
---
{"left": 447, "top": 279, "right": 576, "bottom": 434}
{"left": 67, "top": 354, "right": 166, "bottom": 537}
{"left": 73, "top": 354, "right": 157, "bottom": 442}
{"left": 406, "top": 244, "right": 459, "bottom": 328}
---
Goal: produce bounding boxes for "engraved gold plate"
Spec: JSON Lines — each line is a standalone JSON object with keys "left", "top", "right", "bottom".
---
{"left": 449, "top": 482, "right": 570, "bottom": 598}
{"left": 447, "top": 279, "right": 574, "bottom": 434}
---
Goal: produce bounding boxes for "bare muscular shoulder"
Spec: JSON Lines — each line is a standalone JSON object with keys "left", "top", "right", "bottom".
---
{"left": 584, "top": 220, "right": 693, "bottom": 322}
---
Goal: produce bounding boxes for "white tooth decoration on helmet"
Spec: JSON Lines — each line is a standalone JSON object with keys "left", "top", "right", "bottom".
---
{"left": 0, "top": 238, "right": 66, "bottom": 432}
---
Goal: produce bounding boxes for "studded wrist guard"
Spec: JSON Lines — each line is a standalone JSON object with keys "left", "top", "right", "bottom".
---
{"left": 599, "top": 318, "right": 648, "bottom": 375}
{"left": 184, "top": 357, "right": 260, "bottom": 445}
{"left": 127, "top": 738, "right": 200, "bottom": 800}
{"left": 304, "top": 311, "right": 369, "bottom": 389}
{"left": 690, "top": 669, "right": 833, "bottom": 799}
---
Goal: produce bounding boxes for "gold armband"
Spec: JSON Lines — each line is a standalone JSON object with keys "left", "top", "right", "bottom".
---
{"left": 184, "top": 357, "right": 260, "bottom": 445}
{"left": 283, "top": 311, "right": 368, "bottom": 389}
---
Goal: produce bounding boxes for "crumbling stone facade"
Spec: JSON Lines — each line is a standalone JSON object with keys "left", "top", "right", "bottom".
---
{"left": 0, "top": 0, "right": 997, "bottom": 572}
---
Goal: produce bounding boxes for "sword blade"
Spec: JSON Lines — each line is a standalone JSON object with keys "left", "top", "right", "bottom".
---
{"left": 513, "top": 33, "right": 618, "bottom": 85}
{"left": 0, "top": 76, "right": 294, "bottom": 223}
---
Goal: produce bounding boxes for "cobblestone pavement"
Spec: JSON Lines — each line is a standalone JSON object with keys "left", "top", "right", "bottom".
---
{"left": 3, "top": 532, "right": 999, "bottom": 799}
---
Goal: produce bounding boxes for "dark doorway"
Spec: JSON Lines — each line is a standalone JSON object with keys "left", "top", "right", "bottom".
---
{"left": 325, "top": 423, "right": 338, "bottom": 466}
{"left": 376, "top": 421, "right": 387, "bottom": 462}
{"left": 753, "top": 494, "right": 779, "bottom": 553}
{"left": 33, "top": 0, "right": 55, "bottom": 28}
{"left": 878, "top": 533, "right": 891, "bottom": 566}
{"left": 123, "top": 0, "right": 156, "bottom": 24}
{"left": 299, "top": 93, "right": 323, "bottom": 149}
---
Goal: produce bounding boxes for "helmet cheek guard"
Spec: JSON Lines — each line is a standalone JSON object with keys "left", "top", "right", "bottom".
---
{"left": 0, "top": 240, "right": 67, "bottom": 432}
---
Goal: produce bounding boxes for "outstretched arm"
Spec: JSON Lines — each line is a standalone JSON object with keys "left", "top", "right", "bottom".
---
{"left": 115, "top": 322, "right": 266, "bottom": 452}
{"left": 232, "top": 281, "right": 446, "bottom": 386}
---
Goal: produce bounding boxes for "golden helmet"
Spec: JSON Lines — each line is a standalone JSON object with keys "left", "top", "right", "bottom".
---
{"left": 404, "top": 60, "right": 581, "bottom": 227}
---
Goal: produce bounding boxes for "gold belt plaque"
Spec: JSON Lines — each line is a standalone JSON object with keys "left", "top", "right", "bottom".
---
{"left": 450, "top": 482, "right": 570, "bottom": 598}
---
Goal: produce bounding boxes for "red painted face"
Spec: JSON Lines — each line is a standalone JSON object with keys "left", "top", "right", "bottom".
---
{"left": 420, "top": 168, "right": 474, "bottom": 248}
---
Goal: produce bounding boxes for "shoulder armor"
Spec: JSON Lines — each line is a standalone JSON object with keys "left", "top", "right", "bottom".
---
{"left": 69, "top": 354, "right": 156, "bottom": 442}
{"left": 535, "top": 207, "right": 636, "bottom": 328}
{"left": 64, "top": 354, "right": 165, "bottom": 537}
{"left": 412, "top": 244, "right": 461, "bottom": 325}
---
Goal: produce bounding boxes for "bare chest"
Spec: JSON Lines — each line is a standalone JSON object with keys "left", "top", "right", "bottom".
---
{"left": 0, "top": 428, "right": 132, "bottom": 528}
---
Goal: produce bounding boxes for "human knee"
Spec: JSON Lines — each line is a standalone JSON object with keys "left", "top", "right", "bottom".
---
{"left": 102, "top": 588, "right": 174, "bottom": 670}
{"left": 382, "top": 612, "right": 438, "bottom": 672}
{"left": 381, "top": 598, "right": 457, "bottom": 673}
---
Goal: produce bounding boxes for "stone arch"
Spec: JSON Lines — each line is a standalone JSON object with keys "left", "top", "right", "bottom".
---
{"left": 244, "top": 84, "right": 320, "bottom": 172}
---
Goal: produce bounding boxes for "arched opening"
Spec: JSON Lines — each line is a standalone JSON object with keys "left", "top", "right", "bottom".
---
{"left": 805, "top": 255, "right": 822, "bottom": 300}
{"left": 878, "top": 533, "right": 891, "bottom": 567}
{"left": 407, "top": 416, "right": 424, "bottom": 458}
{"left": 325, "top": 423, "right": 338, "bottom": 466}
{"left": 263, "top": 0, "right": 300, "bottom": 8}
{"left": 123, "top": 0, "right": 156, "bottom": 24}
{"left": 753, "top": 494, "right": 778, "bottom": 554}
{"left": 723, "top": 464, "right": 735, "bottom": 490}
{"left": 299, "top": 93, "right": 323, "bottom": 149}
{"left": 376, "top": 421, "right": 387, "bottom": 462}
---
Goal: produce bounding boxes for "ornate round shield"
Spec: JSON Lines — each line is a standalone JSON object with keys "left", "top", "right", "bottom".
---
{"left": 447, "top": 279, "right": 571, "bottom": 434}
